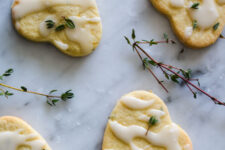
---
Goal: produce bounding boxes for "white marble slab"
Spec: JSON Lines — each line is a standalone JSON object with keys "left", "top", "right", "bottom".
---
{"left": 0, "top": 0, "right": 225, "bottom": 149}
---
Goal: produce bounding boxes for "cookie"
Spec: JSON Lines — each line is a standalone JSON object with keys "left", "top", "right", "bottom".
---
{"left": 102, "top": 91, "right": 192, "bottom": 150}
{"left": 12, "top": 0, "right": 102, "bottom": 57}
{"left": 150, "top": 0, "right": 225, "bottom": 48}
{"left": 0, "top": 116, "right": 51, "bottom": 150}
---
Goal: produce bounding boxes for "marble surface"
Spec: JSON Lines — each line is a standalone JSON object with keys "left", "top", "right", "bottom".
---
{"left": 0, "top": 0, "right": 225, "bottom": 149}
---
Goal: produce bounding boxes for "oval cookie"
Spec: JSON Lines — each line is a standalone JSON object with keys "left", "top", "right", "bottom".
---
{"left": 102, "top": 90, "right": 192, "bottom": 150}
{"left": 150, "top": 0, "right": 225, "bottom": 48}
{"left": 12, "top": 0, "right": 102, "bottom": 57}
{"left": 0, "top": 116, "right": 51, "bottom": 150}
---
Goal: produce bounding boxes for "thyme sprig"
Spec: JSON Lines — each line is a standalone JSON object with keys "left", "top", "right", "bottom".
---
{"left": 124, "top": 29, "right": 225, "bottom": 106}
{"left": 145, "top": 116, "right": 158, "bottom": 136}
{"left": 0, "top": 69, "right": 74, "bottom": 106}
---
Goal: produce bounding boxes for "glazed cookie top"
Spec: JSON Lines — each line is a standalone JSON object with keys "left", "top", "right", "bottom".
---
{"left": 0, "top": 116, "right": 51, "bottom": 150}
{"left": 12, "top": 0, "right": 102, "bottom": 57}
{"left": 102, "top": 91, "right": 192, "bottom": 150}
{"left": 150, "top": 0, "right": 225, "bottom": 48}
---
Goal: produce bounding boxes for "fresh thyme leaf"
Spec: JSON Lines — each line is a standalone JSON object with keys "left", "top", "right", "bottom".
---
{"left": 149, "top": 60, "right": 157, "bottom": 66}
{"left": 164, "top": 72, "right": 170, "bottom": 80}
{"left": 193, "top": 20, "right": 197, "bottom": 30}
{"left": 180, "top": 69, "right": 192, "bottom": 80}
{"left": 193, "top": 92, "right": 197, "bottom": 99}
{"left": 143, "top": 58, "right": 149, "bottom": 69}
{"left": 191, "top": 3, "right": 200, "bottom": 9}
{"left": 124, "top": 36, "right": 131, "bottom": 45}
{"left": 213, "top": 22, "right": 220, "bottom": 31}
{"left": 49, "top": 89, "right": 57, "bottom": 94}
{"left": 4, "top": 91, "right": 13, "bottom": 98}
{"left": 163, "top": 33, "right": 168, "bottom": 42}
{"left": 149, "top": 116, "right": 158, "bottom": 126}
{"left": 65, "top": 18, "right": 75, "bottom": 29}
{"left": 132, "top": 29, "right": 136, "bottom": 40}
{"left": 0, "top": 68, "right": 14, "bottom": 80}
{"left": 46, "top": 100, "right": 53, "bottom": 106}
{"left": 45, "top": 20, "right": 55, "bottom": 29}
{"left": 197, "top": 79, "right": 201, "bottom": 87}
{"left": 21, "top": 86, "right": 27, "bottom": 92}
{"left": 61, "top": 90, "right": 74, "bottom": 101}
{"left": 171, "top": 75, "right": 179, "bottom": 83}
{"left": 149, "top": 39, "right": 158, "bottom": 46}
{"left": 52, "top": 99, "right": 60, "bottom": 105}
{"left": 55, "top": 24, "right": 65, "bottom": 31}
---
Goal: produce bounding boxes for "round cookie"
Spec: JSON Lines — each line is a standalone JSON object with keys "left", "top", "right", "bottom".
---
{"left": 11, "top": 0, "right": 102, "bottom": 57}
{"left": 102, "top": 90, "right": 192, "bottom": 150}
{"left": 0, "top": 116, "right": 51, "bottom": 150}
{"left": 150, "top": 0, "right": 225, "bottom": 48}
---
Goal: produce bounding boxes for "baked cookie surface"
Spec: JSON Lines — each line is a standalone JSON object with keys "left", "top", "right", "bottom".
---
{"left": 0, "top": 116, "right": 51, "bottom": 150}
{"left": 102, "top": 91, "right": 192, "bottom": 150}
{"left": 12, "top": 0, "right": 102, "bottom": 57}
{"left": 150, "top": 0, "right": 225, "bottom": 48}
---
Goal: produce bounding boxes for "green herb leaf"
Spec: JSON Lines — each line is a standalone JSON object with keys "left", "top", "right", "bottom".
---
{"left": 45, "top": 20, "right": 55, "bottom": 29}
{"left": 149, "top": 39, "right": 158, "bottom": 46}
{"left": 149, "top": 116, "right": 158, "bottom": 126}
{"left": 21, "top": 86, "right": 27, "bottom": 92}
{"left": 4, "top": 91, "right": 13, "bottom": 98}
{"left": 149, "top": 60, "right": 157, "bottom": 66}
{"left": 171, "top": 75, "right": 179, "bottom": 83}
{"left": 213, "top": 22, "right": 220, "bottom": 31}
{"left": 132, "top": 29, "right": 136, "bottom": 40}
{"left": 55, "top": 24, "right": 65, "bottom": 31}
{"left": 164, "top": 72, "right": 170, "bottom": 80}
{"left": 193, "top": 20, "right": 197, "bottom": 30}
{"left": 124, "top": 36, "right": 131, "bottom": 45}
{"left": 61, "top": 90, "right": 74, "bottom": 101}
{"left": 163, "top": 33, "right": 168, "bottom": 42}
{"left": 52, "top": 99, "right": 60, "bottom": 105}
{"left": 180, "top": 69, "right": 192, "bottom": 80}
{"left": 191, "top": 3, "right": 200, "bottom": 9}
{"left": 142, "top": 58, "right": 149, "bottom": 70}
{"left": 193, "top": 92, "right": 197, "bottom": 99}
{"left": 65, "top": 18, "right": 75, "bottom": 29}
{"left": 49, "top": 90, "right": 57, "bottom": 94}
{"left": 0, "top": 68, "right": 14, "bottom": 80}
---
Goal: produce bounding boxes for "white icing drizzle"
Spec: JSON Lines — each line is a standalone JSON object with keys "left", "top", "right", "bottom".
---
{"left": 54, "top": 40, "right": 69, "bottom": 50}
{"left": 218, "top": 0, "right": 225, "bottom": 4}
{"left": 147, "top": 109, "right": 165, "bottom": 118}
{"left": 65, "top": 16, "right": 100, "bottom": 53}
{"left": 138, "top": 114, "right": 149, "bottom": 122}
{"left": 121, "top": 96, "right": 155, "bottom": 110}
{"left": 170, "top": 0, "right": 185, "bottom": 7}
{"left": 39, "top": 16, "right": 57, "bottom": 37}
{"left": 190, "top": 0, "right": 219, "bottom": 29}
{"left": 185, "top": 27, "right": 193, "bottom": 38}
{"left": 0, "top": 130, "right": 45, "bottom": 150}
{"left": 13, "top": 0, "right": 97, "bottom": 19}
{"left": 109, "top": 121, "right": 181, "bottom": 150}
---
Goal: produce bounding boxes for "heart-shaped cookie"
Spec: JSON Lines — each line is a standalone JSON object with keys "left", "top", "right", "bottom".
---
{"left": 0, "top": 116, "right": 51, "bottom": 150}
{"left": 102, "top": 91, "right": 192, "bottom": 150}
{"left": 150, "top": 0, "right": 225, "bottom": 48}
{"left": 12, "top": 0, "right": 102, "bottom": 57}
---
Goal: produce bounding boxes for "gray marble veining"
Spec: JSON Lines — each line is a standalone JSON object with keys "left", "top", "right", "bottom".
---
{"left": 0, "top": 0, "right": 225, "bottom": 149}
